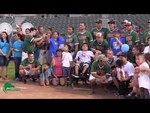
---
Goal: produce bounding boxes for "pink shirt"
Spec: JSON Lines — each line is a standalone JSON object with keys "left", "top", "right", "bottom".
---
{"left": 53, "top": 57, "right": 62, "bottom": 77}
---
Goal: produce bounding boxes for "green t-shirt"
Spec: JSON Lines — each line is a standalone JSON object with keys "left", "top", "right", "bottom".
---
{"left": 147, "top": 62, "right": 150, "bottom": 67}
{"left": 36, "top": 34, "right": 47, "bottom": 50}
{"left": 64, "top": 34, "right": 79, "bottom": 52}
{"left": 21, "top": 58, "right": 40, "bottom": 68}
{"left": 23, "top": 35, "right": 35, "bottom": 53}
{"left": 91, "top": 39, "right": 109, "bottom": 53}
{"left": 106, "top": 29, "right": 116, "bottom": 42}
{"left": 121, "top": 29, "right": 127, "bottom": 38}
{"left": 91, "top": 61, "right": 111, "bottom": 75}
{"left": 77, "top": 31, "right": 93, "bottom": 49}
{"left": 143, "top": 29, "right": 150, "bottom": 45}
{"left": 91, "top": 27, "right": 109, "bottom": 40}
{"left": 125, "top": 30, "right": 139, "bottom": 49}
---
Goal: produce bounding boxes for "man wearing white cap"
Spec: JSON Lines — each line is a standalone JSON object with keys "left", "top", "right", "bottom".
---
{"left": 143, "top": 20, "right": 150, "bottom": 46}
{"left": 91, "top": 32, "right": 109, "bottom": 57}
{"left": 124, "top": 21, "right": 140, "bottom": 50}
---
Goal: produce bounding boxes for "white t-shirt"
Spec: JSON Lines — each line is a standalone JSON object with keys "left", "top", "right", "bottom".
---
{"left": 123, "top": 61, "right": 134, "bottom": 77}
{"left": 75, "top": 50, "right": 94, "bottom": 63}
{"left": 62, "top": 52, "right": 73, "bottom": 67}
{"left": 116, "top": 67, "right": 126, "bottom": 80}
{"left": 144, "top": 46, "right": 150, "bottom": 54}
{"left": 138, "top": 62, "right": 150, "bottom": 89}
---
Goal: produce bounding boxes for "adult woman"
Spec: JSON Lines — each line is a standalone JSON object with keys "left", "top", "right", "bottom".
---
{"left": 0, "top": 31, "right": 12, "bottom": 80}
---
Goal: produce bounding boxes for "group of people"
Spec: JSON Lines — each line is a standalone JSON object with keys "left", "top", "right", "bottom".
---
{"left": 0, "top": 18, "right": 150, "bottom": 99}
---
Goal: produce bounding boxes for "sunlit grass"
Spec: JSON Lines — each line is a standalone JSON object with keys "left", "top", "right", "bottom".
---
{"left": 7, "top": 60, "right": 15, "bottom": 79}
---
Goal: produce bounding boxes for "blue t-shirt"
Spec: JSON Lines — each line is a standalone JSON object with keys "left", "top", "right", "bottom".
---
{"left": 109, "top": 37, "right": 126, "bottom": 55}
{"left": 13, "top": 40, "right": 24, "bottom": 57}
{"left": 49, "top": 36, "right": 65, "bottom": 57}
{"left": 0, "top": 40, "right": 12, "bottom": 56}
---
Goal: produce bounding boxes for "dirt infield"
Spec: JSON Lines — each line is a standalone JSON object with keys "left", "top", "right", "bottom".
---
{"left": 0, "top": 79, "right": 121, "bottom": 99}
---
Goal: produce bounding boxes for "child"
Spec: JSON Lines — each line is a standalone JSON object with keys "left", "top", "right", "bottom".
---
{"left": 136, "top": 54, "right": 150, "bottom": 99}
{"left": 62, "top": 44, "right": 73, "bottom": 82}
{"left": 39, "top": 63, "right": 52, "bottom": 86}
{"left": 74, "top": 43, "right": 94, "bottom": 78}
{"left": 115, "top": 59, "right": 126, "bottom": 95}
{"left": 51, "top": 49, "right": 64, "bottom": 86}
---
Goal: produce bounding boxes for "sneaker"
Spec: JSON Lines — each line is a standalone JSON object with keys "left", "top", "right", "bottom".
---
{"left": 32, "top": 77, "right": 36, "bottom": 82}
{"left": 71, "top": 74, "right": 79, "bottom": 78}
{"left": 23, "top": 78, "right": 27, "bottom": 84}
{"left": 15, "top": 77, "right": 20, "bottom": 81}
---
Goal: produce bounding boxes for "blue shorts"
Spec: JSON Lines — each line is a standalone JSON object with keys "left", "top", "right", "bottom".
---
{"left": 39, "top": 73, "right": 49, "bottom": 81}
{"left": 0, "top": 56, "right": 9, "bottom": 66}
{"left": 62, "top": 67, "right": 71, "bottom": 77}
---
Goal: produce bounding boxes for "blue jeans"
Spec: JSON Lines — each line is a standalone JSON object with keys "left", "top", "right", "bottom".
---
{"left": 34, "top": 49, "right": 40, "bottom": 60}
{"left": 13, "top": 57, "right": 22, "bottom": 79}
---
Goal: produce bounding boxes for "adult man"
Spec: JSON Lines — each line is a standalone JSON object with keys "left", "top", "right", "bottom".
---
{"left": 23, "top": 27, "right": 45, "bottom": 61}
{"left": 106, "top": 19, "right": 117, "bottom": 42}
{"left": 89, "top": 54, "right": 112, "bottom": 94}
{"left": 19, "top": 52, "right": 41, "bottom": 84}
{"left": 91, "top": 19, "right": 108, "bottom": 40}
{"left": 124, "top": 21, "right": 139, "bottom": 50}
{"left": 77, "top": 22, "right": 93, "bottom": 50}
{"left": 91, "top": 32, "right": 109, "bottom": 56}
{"left": 64, "top": 26, "right": 79, "bottom": 58}
{"left": 143, "top": 20, "right": 150, "bottom": 45}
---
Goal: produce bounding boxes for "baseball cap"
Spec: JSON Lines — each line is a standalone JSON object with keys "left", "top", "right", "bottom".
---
{"left": 97, "top": 54, "right": 108, "bottom": 62}
{"left": 96, "top": 32, "right": 102, "bottom": 37}
{"left": 108, "top": 20, "right": 115, "bottom": 24}
{"left": 115, "top": 29, "right": 121, "bottom": 34}
{"left": 96, "top": 19, "right": 102, "bottom": 23}
{"left": 125, "top": 21, "right": 132, "bottom": 26}
{"left": 122, "top": 20, "right": 128, "bottom": 24}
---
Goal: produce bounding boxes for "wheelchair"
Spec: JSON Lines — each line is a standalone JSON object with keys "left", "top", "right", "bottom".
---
{"left": 70, "top": 62, "right": 91, "bottom": 86}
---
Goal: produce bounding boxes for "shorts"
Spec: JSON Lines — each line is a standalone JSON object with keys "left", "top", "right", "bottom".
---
{"left": 62, "top": 67, "right": 71, "bottom": 77}
{"left": 24, "top": 69, "right": 35, "bottom": 76}
{"left": 22, "top": 52, "right": 28, "bottom": 61}
{"left": 89, "top": 74, "right": 112, "bottom": 84}
{"left": 38, "top": 50, "right": 47, "bottom": 65}
{"left": 76, "top": 62, "right": 89, "bottom": 68}
{"left": 39, "top": 73, "right": 49, "bottom": 81}
{"left": 0, "top": 56, "right": 9, "bottom": 66}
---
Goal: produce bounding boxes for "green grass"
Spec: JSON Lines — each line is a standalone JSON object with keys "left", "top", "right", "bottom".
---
{"left": 7, "top": 60, "right": 15, "bottom": 79}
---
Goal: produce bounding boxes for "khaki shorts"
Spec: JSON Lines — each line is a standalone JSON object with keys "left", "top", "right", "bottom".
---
{"left": 24, "top": 69, "right": 36, "bottom": 76}
{"left": 38, "top": 50, "right": 47, "bottom": 65}
{"left": 89, "top": 74, "right": 112, "bottom": 84}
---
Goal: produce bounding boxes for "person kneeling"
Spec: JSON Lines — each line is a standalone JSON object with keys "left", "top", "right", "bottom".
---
{"left": 89, "top": 54, "right": 112, "bottom": 94}
{"left": 19, "top": 52, "right": 41, "bottom": 84}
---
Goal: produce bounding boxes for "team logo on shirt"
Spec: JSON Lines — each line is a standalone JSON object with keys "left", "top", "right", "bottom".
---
{"left": 66, "top": 38, "right": 73, "bottom": 43}
{"left": 107, "top": 33, "right": 114, "bottom": 37}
